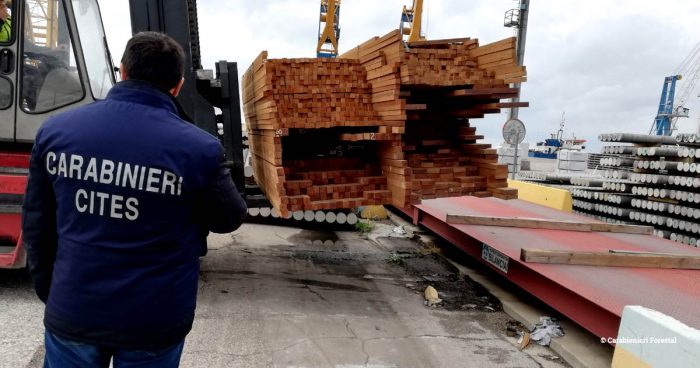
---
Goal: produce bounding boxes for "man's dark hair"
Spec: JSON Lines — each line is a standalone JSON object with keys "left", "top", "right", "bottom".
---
{"left": 121, "top": 32, "right": 185, "bottom": 90}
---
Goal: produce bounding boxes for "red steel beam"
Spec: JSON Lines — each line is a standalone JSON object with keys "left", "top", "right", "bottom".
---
{"left": 0, "top": 174, "right": 27, "bottom": 195}
{"left": 0, "top": 213, "right": 23, "bottom": 268}
{"left": 0, "top": 152, "right": 30, "bottom": 169}
{"left": 0, "top": 152, "right": 29, "bottom": 268}
{"left": 405, "top": 205, "right": 621, "bottom": 340}
{"left": 400, "top": 196, "right": 700, "bottom": 346}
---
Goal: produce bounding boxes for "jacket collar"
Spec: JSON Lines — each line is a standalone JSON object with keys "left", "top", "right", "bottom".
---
{"left": 106, "top": 80, "right": 180, "bottom": 115}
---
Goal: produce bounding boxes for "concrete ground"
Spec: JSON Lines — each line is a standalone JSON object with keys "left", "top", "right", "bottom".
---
{"left": 0, "top": 269, "right": 44, "bottom": 368}
{"left": 385, "top": 212, "right": 614, "bottom": 368}
{"left": 1, "top": 223, "right": 569, "bottom": 368}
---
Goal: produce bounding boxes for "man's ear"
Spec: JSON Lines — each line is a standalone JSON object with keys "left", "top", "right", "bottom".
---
{"left": 119, "top": 63, "right": 127, "bottom": 81}
{"left": 170, "top": 77, "right": 185, "bottom": 97}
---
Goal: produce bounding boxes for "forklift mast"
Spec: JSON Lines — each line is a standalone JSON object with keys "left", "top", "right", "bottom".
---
{"left": 128, "top": 0, "right": 245, "bottom": 194}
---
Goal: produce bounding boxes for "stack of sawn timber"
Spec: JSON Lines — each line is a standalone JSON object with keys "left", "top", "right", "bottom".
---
{"left": 242, "top": 30, "right": 527, "bottom": 216}
{"left": 242, "top": 53, "right": 394, "bottom": 217}
{"left": 340, "top": 30, "right": 527, "bottom": 201}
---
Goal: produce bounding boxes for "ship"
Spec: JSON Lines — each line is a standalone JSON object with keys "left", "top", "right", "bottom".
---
{"left": 528, "top": 113, "right": 587, "bottom": 159}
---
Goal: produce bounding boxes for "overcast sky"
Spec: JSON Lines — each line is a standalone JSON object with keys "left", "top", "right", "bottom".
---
{"left": 99, "top": 0, "right": 700, "bottom": 151}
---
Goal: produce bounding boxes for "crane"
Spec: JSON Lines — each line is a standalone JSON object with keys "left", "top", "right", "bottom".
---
{"left": 651, "top": 75, "right": 683, "bottom": 136}
{"left": 316, "top": 0, "right": 341, "bottom": 58}
{"left": 25, "top": 0, "right": 59, "bottom": 47}
{"left": 697, "top": 93, "right": 700, "bottom": 135}
{"left": 650, "top": 41, "right": 700, "bottom": 135}
{"left": 400, "top": 0, "right": 425, "bottom": 44}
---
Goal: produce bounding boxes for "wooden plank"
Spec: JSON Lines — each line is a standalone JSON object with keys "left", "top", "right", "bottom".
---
{"left": 493, "top": 102, "right": 529, "bottom": 108}
{"left": 469, "top": 37, "right": 515, "bottom": 57}
{"left": 406, "top": 103, "right": 427, "bottom": 110}
{"left": 476, "top": 49, "right": 516, "bottom": 65}
{"left": 406, "top": 37, "right": 472, "bottom": 47}
{"left": 445, "top": 215, "right": 654, "bottom": 235}
{"left": 521, "top": 248, "right": 700, "bottom": 270}
{"left": 504, "top": 76, "right": 527, "bottom": 84}
{"left": 589, "top": 223, "right": 653, "bottom": 235}
{"left": 446, "top": 87, "right": 518, "bottom": 98}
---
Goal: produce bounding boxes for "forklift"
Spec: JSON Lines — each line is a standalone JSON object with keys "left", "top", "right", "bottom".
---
{"left": 0, "top": 0, "right": 252, "bottom": 268}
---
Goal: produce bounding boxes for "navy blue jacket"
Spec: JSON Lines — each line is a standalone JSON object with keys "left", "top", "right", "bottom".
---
{"left": 22, "top": 80, "right": 247, "bottom": 349}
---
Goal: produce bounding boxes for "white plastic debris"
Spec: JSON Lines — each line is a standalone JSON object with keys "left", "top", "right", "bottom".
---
{"left": 392, "top": 226, "right": 407, "bottom": 235}
{"left": 529, "top": 317, "right": 565, "bottom": 346}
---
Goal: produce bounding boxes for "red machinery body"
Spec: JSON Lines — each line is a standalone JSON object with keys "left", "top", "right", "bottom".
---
{"left": 0, "top": 152, "right": 30, "bottom": 269}
{"left": 399, "top": 196, "right": 700, "bottom": 342}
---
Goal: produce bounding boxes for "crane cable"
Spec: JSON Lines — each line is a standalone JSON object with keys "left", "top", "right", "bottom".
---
{"left": 673, "top": 41, "right": 700, "bottom": 107}
{"left": 669, "top": 41, "right": 700, "bottom": 132}
{"left": 674, "top": 41, "right": 700, "bottom": 76}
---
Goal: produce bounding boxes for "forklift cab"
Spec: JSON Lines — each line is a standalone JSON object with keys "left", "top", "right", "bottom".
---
{"left": 1, "top": 0, "right": 247, "bottom": 269}
{"left": 0, "top": 0, "right": 114, "bottom": 145}
{"left": 0, "top": 0, "right": 113, "bottom": 269}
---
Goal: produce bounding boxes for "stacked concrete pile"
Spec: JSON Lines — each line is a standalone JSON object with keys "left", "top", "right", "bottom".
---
{"left": 570, "top": 133, "right": 700, "bottom": 247}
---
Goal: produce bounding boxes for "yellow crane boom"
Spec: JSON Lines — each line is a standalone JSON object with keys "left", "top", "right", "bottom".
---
{"left": 316, "top": 0, "right": 341, "bottom": 58}
{"left": 401, "top": 0, "right": 425, "bottom": 43}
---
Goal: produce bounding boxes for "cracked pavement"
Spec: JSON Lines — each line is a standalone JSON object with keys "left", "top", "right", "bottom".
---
{"left": 1, "top": 223, "right": 568, "bottom": 368}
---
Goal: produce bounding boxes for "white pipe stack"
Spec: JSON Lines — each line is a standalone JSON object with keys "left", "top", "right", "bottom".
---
{"left": 572, "top": 132, "right": 700, "bottom": 248}
{"left": 247, "top": 207, "right": 358, "bottom": 225}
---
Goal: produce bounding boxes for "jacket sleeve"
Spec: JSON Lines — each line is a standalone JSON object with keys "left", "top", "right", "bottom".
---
{"left": 21, "top": 135, "right": 58, "bottom": 303}
{"left": 199, "top": 154, "right": 247, "bottom": 234}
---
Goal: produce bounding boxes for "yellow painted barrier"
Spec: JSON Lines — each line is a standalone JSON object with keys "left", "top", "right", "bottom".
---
{"left": 612, "top": 306, "right": 700, "bottom": 368}
{"left": 611, "top": 348, "right": 651, "bottom": 368}
{"left": 507, "top": 180, "right": 573, "bottom": 212}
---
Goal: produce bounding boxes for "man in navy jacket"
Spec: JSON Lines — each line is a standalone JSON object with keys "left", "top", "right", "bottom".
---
{"left": 22, "top": 32, "right": 246, "bottom": 367}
